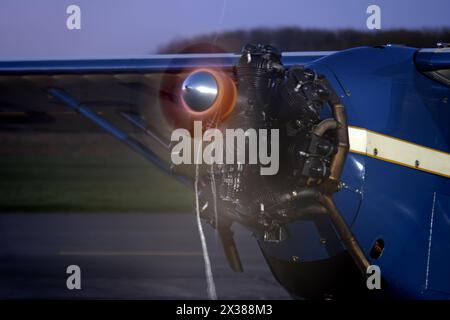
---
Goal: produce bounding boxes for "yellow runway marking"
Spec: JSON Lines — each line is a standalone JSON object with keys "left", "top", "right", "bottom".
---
{"left": 59, "top": 251, "right": 202, "bottom": 257}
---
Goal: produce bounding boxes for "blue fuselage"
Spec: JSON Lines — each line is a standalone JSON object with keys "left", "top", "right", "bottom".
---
{"left": 259, "top": 46, "right": 450, "bottom": 299}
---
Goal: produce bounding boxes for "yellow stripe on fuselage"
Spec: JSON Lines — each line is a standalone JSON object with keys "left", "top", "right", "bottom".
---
{"left": 348, "top": 126, "right": 450, "bottom": 179}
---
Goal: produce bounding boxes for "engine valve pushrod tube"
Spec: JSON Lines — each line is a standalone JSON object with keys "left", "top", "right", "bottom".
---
{"left": 320, "top": 194, "right": 370, "bottom": 275}
{"left": 328, "top": 103, "right": 349, "bottom": 187}
{"left": 312, "top": 118, "right": 338, "bottom": 137}
{"left": 325, "top": 100, "right": 370, "bottom": 276}
{"left": 47, "top": 88, "right": 189, "bottom": 185}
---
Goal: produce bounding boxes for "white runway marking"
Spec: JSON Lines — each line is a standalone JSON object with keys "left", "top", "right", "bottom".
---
{"left": 194, "top": 139, "right": 217, "bottom": 300}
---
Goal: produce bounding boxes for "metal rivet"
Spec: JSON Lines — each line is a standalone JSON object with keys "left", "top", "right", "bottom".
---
{"left": 291, "top": 256, "right": 300, "bottom": 263}
{"left": 320, "top": 238, "right": 327, "bottom": 245}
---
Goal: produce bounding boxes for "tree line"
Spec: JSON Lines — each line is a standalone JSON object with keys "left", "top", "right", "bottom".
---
{"left": 158, "top": 27, "right": 450, "bottom": 53}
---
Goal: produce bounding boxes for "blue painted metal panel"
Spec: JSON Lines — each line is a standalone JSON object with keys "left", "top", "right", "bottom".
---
{"left": 415, "top": 49, "right": 450, "bottom": 72}
{"left": 429, "top": 193, "right": 450, "bottom": 295}
{"left": 351, "top": 157, "right": 440, "bottom": 298}
{"left": 257, "top": 220, "right": 334, "bottom": 262}
{"left": 333, "top": 153, "right": 366, "bottom": 227}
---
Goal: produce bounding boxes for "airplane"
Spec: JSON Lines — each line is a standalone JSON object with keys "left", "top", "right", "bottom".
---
{"left": 0, "top": 43, "right": 449, "bottom": 300}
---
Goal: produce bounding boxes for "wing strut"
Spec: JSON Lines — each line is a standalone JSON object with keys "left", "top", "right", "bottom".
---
{"left": 47, "top": 87, "right": 189, "bottom": 185}
{"left": 119, "top": 111, "right": 171, "bottom": 150}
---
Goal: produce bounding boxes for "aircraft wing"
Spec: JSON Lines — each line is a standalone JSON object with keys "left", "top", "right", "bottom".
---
{"left": 0, "top": 51, "right": 333, "bottom": 183}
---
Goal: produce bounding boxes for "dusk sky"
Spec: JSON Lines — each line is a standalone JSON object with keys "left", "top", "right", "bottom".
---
{"left": 0, "top": 0, "right": 449, "bottom": 58}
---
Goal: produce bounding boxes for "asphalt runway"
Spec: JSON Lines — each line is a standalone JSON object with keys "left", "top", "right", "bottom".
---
{"left": 0, "top": 213, "right": 290, "bottom": 299}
